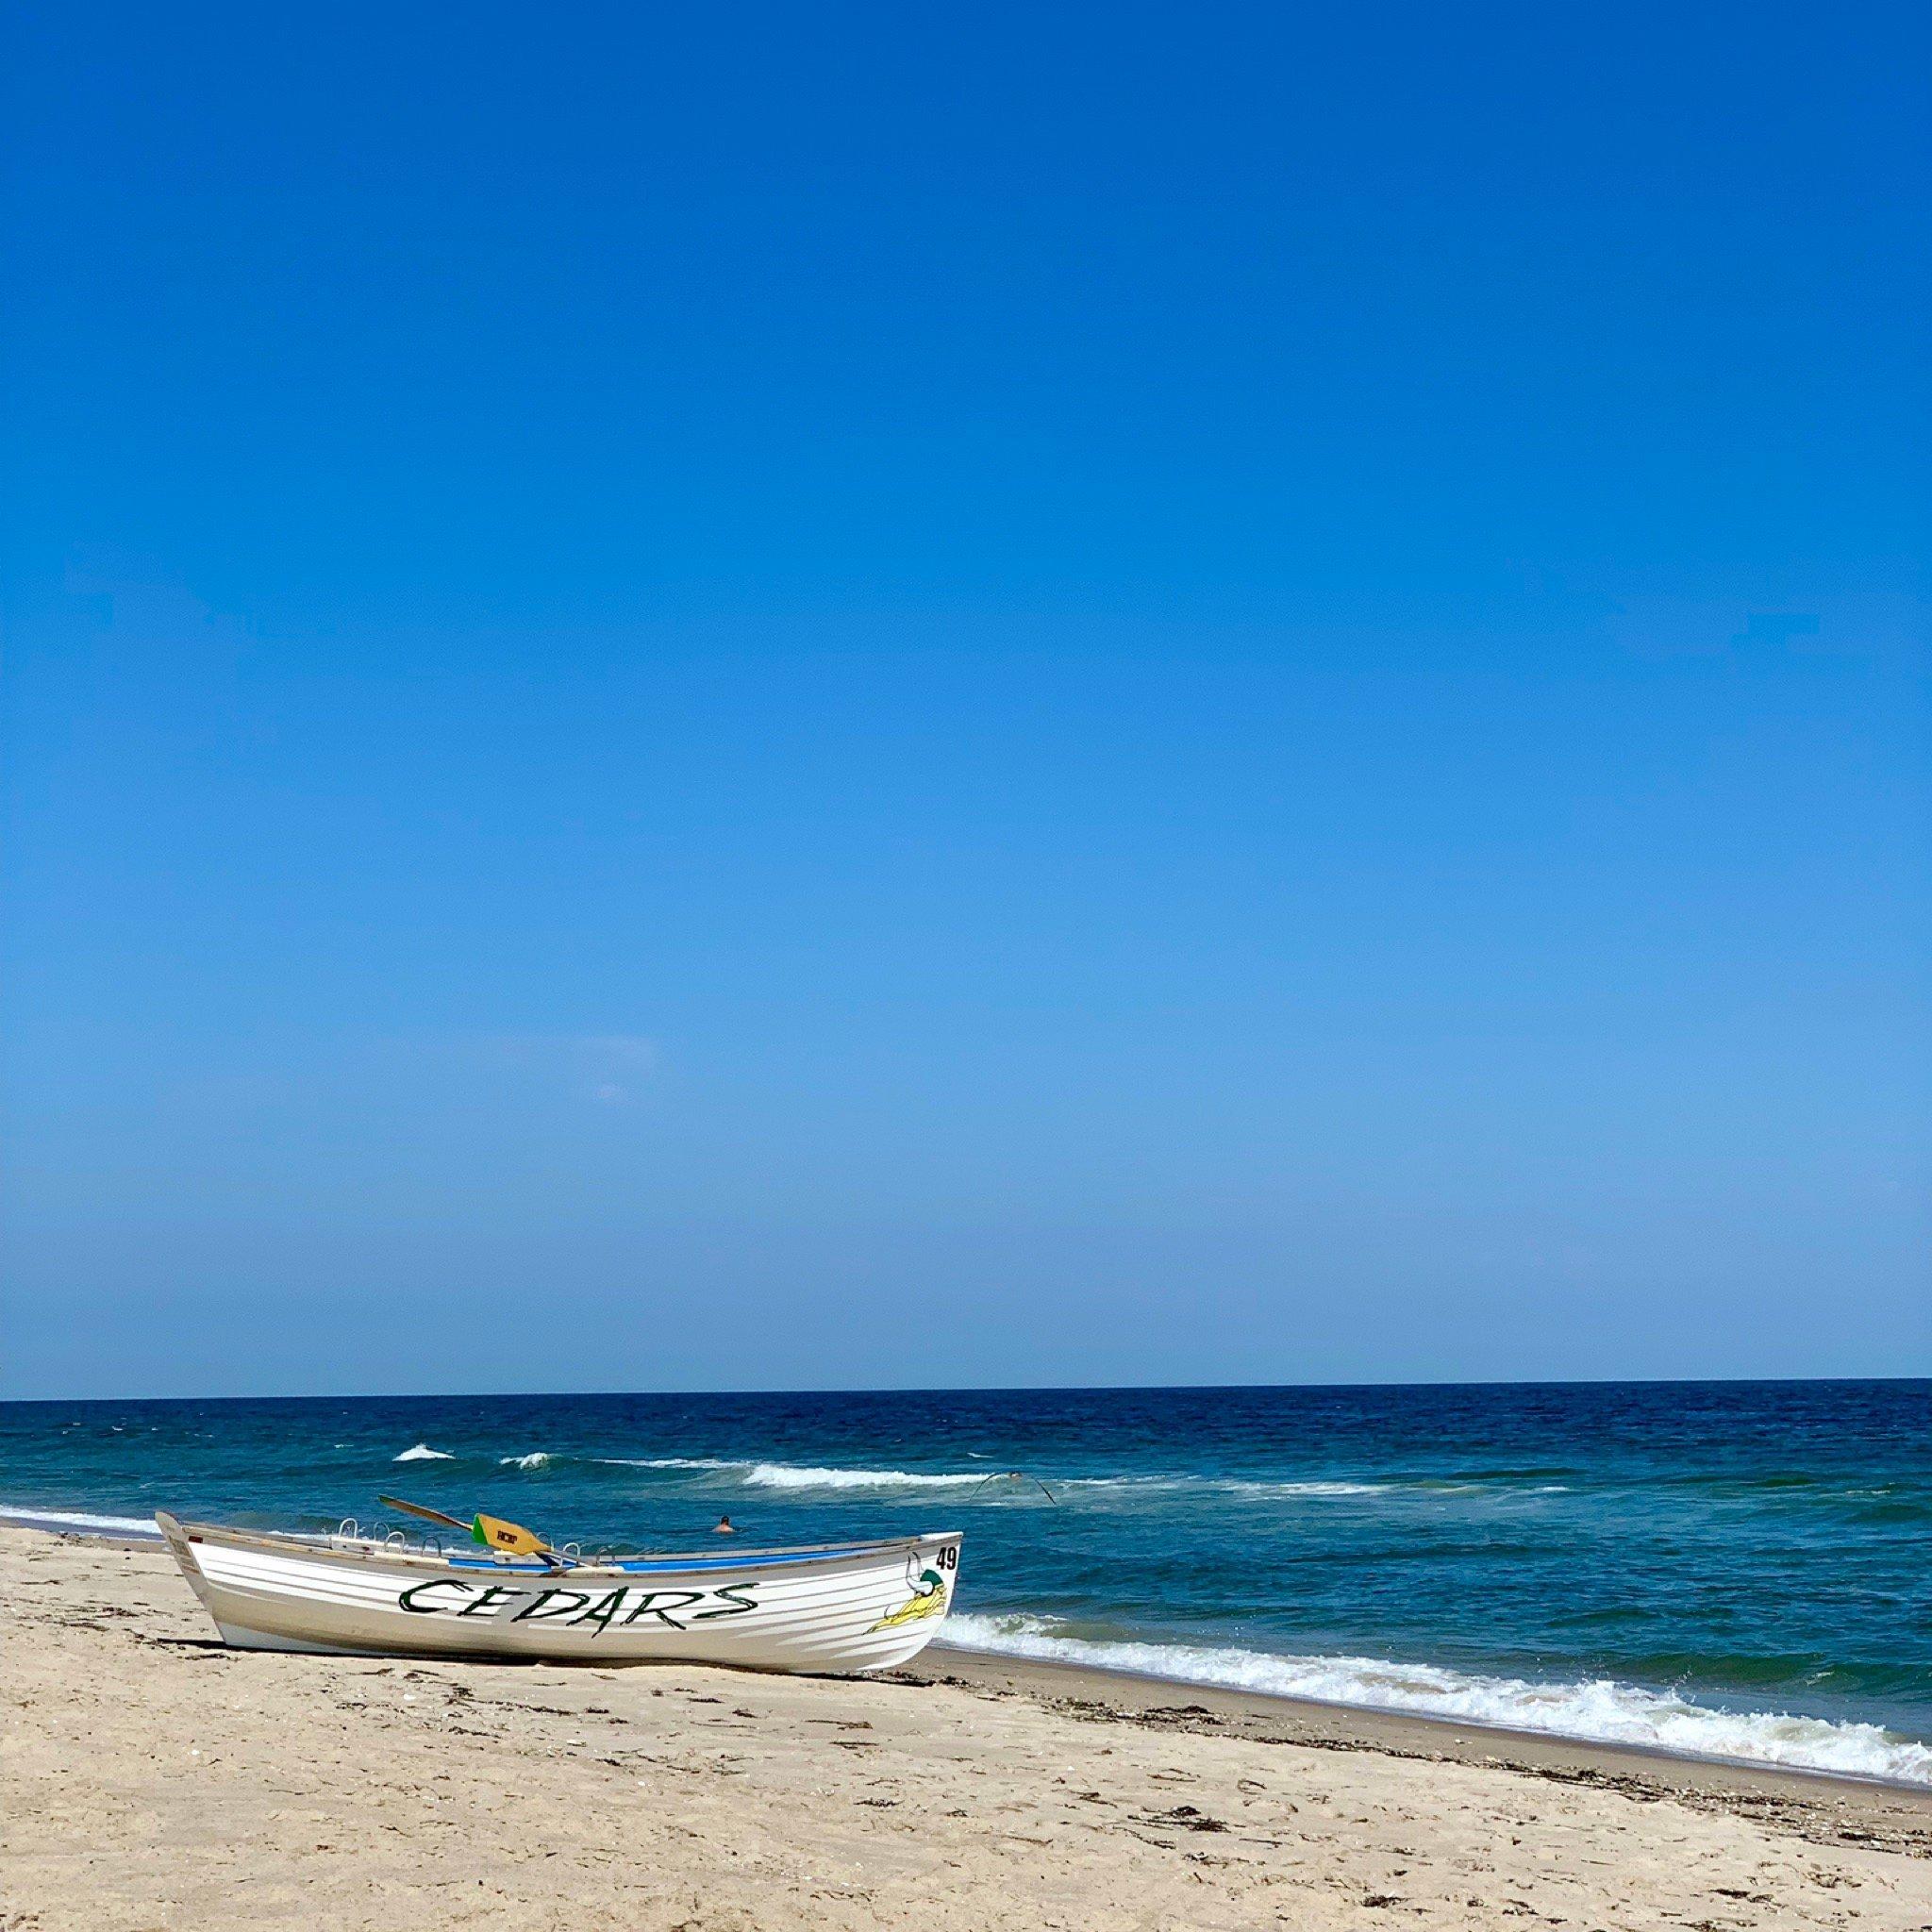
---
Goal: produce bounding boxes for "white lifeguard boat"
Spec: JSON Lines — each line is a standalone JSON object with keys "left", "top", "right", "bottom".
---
{"left": 158, "top": 1509, "right": 961, "bottom": 1674}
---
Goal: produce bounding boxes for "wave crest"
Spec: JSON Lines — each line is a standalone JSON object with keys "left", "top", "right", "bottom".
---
{"left": 600, "top": 1456, "right": 987, "bottom": 1491}
{"left": 592, "top": 1458, "right": 1433, "bottom": 1498}
{"left": 393, "top": 1443, "right": 456, "bottom": 1462}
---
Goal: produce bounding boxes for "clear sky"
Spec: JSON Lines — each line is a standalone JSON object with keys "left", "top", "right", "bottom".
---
{"left": 3, "top": 4, "right": 1925, "bottom": 1399}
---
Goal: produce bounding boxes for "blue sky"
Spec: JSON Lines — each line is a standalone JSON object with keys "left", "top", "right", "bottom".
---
{"left": 4, "top": 4, "right": 1925, "bottom": 1397}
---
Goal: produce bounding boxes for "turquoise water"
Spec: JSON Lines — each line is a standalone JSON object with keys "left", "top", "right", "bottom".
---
{"left": 4, "top": 1380, "right": 1929, "bottom": 1782}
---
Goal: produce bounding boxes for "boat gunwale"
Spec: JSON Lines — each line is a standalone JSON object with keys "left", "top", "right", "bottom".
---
{"left": 160, "top": 1514, "right": 961, "bottom": 1577}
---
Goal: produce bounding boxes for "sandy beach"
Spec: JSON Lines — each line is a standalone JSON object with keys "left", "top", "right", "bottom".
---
{"left": 4, "top": 1526, "right": 1929, "bottom": 1929}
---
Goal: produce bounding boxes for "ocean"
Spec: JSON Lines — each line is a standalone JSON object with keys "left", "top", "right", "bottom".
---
{"left": 4, "top": 1379, "right": 1929, "bottom": 1785}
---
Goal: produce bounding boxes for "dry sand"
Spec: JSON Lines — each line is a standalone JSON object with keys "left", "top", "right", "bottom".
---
{"left": 4, "top": 1524, "right": 1929, "bottom": 1930}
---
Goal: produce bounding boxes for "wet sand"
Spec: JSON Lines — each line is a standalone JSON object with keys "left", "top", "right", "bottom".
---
{"left": 5, "top": 1524, "right": 1929, "bottom": 1928}
{"left": 909, "top": 1645, "right": 1932, "bottom": 1857}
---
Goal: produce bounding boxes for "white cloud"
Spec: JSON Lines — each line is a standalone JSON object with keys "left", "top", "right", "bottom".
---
{"left": 476, "top": 1033, "right": 659, "bottom": 1104}
{"left": 572, "top": 1035, "right": 657, "bottom": 1104}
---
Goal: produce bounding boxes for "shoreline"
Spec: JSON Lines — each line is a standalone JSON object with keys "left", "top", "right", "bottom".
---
{"left": 924, "top": 1641, "right": 1932, "bottom": 1800}
{"left": 910, "top": 1644, "right": 1932, "bottom": 1847}
{"left": 7, "top": 1523, "right": 1930, "bottom": 1928}
{"left": 9, "top": 1509, "right": 1932, "bottom": 1825}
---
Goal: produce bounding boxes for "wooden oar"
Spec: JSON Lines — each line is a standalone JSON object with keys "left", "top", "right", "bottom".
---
{"left": 377, "top": 1494, "right": 571, "bottom": 1568}
{"left": 378, "top": 1494, "right": 468, "bottom": 1533}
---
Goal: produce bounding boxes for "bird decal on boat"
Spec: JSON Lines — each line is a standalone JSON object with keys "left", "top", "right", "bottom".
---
{"left": 870, "top": 1560, "right": 949, "bottom": 1630}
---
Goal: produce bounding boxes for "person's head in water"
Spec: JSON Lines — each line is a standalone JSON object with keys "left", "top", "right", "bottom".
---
{"left": 713, "top": 1515, "right": 736, "bottom": 1534}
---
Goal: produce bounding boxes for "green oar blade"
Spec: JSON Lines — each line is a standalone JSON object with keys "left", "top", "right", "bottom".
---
{"left": 472, "top": 1510, "right": 558, "bottom": 1561}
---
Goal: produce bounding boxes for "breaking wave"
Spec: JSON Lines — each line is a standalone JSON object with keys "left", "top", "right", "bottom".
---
{"left": 603, "top": 1456, "right": 988, "bottom": 1491}
{"left": 941, "top": 1615, "right": 1932, "bottom": 1787}
{"left": 590, "top": 1459, "right": 1504, "bottom": 1500}
{"left": 744, "top": 1462, "right": 989, "bottom": 1491}
{"left": 499, "top": 1452, "right": 551, "bottom": 1469}
{"left": 598, "top": 1455, "right": 742, "bottom": 1472}
{"left": 393, "top": 1443, "right": 457, "bottom": 1462}
{"left": 587, "top": 1460, "right": 1522, "bottom": 1507}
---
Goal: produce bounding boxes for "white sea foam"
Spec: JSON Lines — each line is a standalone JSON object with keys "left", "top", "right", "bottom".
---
{"left": 1043, "top": 1474, "right": 1425, "bottom": 1499}
{"left": 0, "top": 1506, "right": 161, "bottom": 1539}
{"left": 1220, "top": 1479, "right": 1389, "bottom": 1497}
{"left": 393, "top": 1443, "right": 457, "bottom": 1462}
{"left": 599, "top": 1456, "right": 743, "bottom": 1471}
{"left": 586, "top": 1457, "right": 1576, "bottom": 1503}
{"left": 942, "top": 1615, "right": 1932, "bottom": 1787}
{"left": 597, "top": 1459, "right": 1443, "bottom": 1498}
{"left": 745, "top": 1461, "right": 991, "bottom": 1491}
{"left": 499, "top": 1453, "right": 551, "bottom": 1469}
{"left": 599, "top": 1455, "right": 989, "bottom": 1490}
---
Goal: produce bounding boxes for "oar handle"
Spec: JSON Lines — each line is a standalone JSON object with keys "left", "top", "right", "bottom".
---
{"left": 377, "top": 1494, "right": 471, "bottom": 1533}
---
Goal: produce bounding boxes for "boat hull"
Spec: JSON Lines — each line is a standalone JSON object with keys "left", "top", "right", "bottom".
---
{"left": 158, "top": 1513, "right": 962, "bottom": 1674}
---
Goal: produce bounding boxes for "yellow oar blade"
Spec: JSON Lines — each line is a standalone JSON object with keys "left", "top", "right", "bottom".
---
{"left": 375, "top": 1495, "right": 569, "bottom": 1568}
{"left": 471, "top": 1511, "right": 554, "bottom": 1560}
